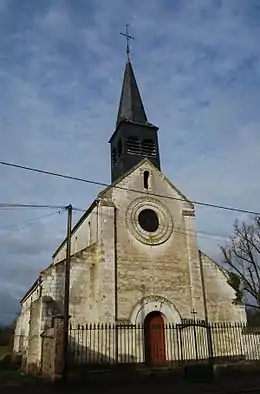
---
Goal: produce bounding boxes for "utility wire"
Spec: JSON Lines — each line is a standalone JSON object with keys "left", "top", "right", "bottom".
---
{"left": 0, "top": 160, "right": 259, "bottom": 216}
{"left": 0, "top": 209, "right": 66, "bottom": 232}
{"left": 0, "top": 201, "right": 229, "bottom": 240}
{"left": 0, "top": 209, "right": 65, "bottom": 239}
{"left": 0, "top": 203, "right": 226, "bottom": 242}
{"left": 73, "top": 207, "right": 229, "bottom": 242}
{"left": 0, "top": 202, "right": 67, "bottom": 210}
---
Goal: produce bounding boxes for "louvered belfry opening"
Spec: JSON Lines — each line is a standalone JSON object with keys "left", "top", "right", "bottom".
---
{"left": 126, "top": 136, "right": 141, "bottom": 155}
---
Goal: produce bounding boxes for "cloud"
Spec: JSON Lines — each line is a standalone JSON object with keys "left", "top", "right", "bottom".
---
{"left": 0, "top": 287, "right": 20, "bottom": 324}
{"left": 0, "top": 0, "right": 260, "bottom": 322}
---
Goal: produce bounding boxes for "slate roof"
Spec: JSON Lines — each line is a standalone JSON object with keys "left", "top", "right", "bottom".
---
{"left": 116, "top": 60, "right": 148, "bottom": 127}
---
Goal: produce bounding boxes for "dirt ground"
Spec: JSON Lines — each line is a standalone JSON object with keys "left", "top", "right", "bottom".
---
{"left": 1, "top": 371, "right": 260, "bottom": 394}
{"left": 0, "top": 346, "right": 9, "bottom": 360}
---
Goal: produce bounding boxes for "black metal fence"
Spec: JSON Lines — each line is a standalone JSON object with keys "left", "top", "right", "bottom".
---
{"left": 68, "top": 322, "right": 260, "bottom": 367}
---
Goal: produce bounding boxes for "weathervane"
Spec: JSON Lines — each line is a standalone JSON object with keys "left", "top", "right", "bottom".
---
{"left": 120, "top": 24, "right": 135, "bottom": 59}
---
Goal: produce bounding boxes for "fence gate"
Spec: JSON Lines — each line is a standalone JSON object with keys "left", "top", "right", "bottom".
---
{"left": 178, "top": 321, "right": 213, "bottom": 364}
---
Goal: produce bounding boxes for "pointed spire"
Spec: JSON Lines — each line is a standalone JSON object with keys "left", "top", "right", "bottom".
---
{"left": 116, "top": 59, "right": 148, "bottom": 127}
{"left": 120, "top": 24, "right": 134, "bottom": 61}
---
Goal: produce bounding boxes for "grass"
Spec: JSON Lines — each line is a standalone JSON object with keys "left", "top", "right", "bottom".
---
{"left": 0, "top": 347, "right": 49, "bottom": 388}
{"left": 0, "top": 352, "right": 44, "bottom": 388}
{"left": 0, "top": 369, "right": 43, "bottom": 387}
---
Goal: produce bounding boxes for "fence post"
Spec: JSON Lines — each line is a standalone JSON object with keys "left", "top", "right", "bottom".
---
{"left": 115, "top": 323, "right": 119, "bottom": 363}
{"left": 207, "top": 323, "right": 214, "bottom": 364}
{"left": 178, "top": 325, "right": 184, "bottom": 364}
{"left": 193, "top": 323, "right": 198, "bottom": 362}
{"left": 191, "top": 310, "right": 198, "bottom": 362}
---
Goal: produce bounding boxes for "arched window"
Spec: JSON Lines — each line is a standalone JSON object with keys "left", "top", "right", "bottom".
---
{"left": 143, "top": 171, "right": 149, "bottom": 189}
{"left": 142, "top": 139, "right": 156, "bottom": 157}
{"left": 126, "top": 136, "right": 141, "bottom": 155}
{"left": 88, "top": 221, "right": 92, "bottom": 244}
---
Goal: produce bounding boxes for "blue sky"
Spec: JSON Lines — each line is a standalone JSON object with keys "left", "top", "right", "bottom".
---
{"left": 0, "top": 0, "right": 260, "bottom": 323}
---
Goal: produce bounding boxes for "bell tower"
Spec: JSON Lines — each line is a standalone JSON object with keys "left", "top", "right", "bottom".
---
{"left": 109, "top": 27, "right": 161, "bottom": 183}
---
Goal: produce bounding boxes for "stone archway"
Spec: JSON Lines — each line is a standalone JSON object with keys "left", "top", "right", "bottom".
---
{"left": 129, "top": 295, "right": 182, "bottom": 325}
{"left": 144, "top": 311, "right": 166, "bottom": 365}
{"left": 129, "top": 296, "right": 181, "bottom": 366}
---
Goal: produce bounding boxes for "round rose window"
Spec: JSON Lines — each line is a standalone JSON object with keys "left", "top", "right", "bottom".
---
{"left": 126, "top": 197, "right": 173, "bottom": 245}
{"left": 138, "top": 209, "right": 159, "bottom": 232}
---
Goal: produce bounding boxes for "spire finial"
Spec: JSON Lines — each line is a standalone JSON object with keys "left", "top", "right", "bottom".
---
{"left": 120, "top": 24, "right": 135, "bottom": 59}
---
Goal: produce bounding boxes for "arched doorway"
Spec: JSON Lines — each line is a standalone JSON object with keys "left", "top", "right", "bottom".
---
{"left": 144, "top": 311, "right": 166, "bottom": 366}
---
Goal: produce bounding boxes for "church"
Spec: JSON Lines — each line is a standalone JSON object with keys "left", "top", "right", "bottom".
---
{"left": 13, "top": 51, "right": 247, "bottom": 373}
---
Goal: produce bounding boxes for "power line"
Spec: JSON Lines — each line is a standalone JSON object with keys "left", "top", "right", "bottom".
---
{"left": 0, "top": 209, "right": 65, "bottom": 239}
{"left": 0, "top": 203, "right": 227, "bottom": 243}
{"left": 0, "top": 160, "right": 259, "bottom": 216}
{"left": 0, "top": 202, "right": 67, "bottom": 210}
{"left": 0, "top": 209, "right": 65, "bottom": 232}
{"left": 73, "top": 207, "right": 228, "bottom": 242}
{"left": 0, "top": 207, "right": 37, "bottom": 211}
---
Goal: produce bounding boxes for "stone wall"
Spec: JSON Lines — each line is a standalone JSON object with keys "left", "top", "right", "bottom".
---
{"left": 41, "top": 264, "right": 65, "bottom": 313}
{"left": 94, "top": 201, "right": 116, "bottom": 322}
{"left": 41, "top": 316, "right": 64, "bottom": 381}
{"left": 12, "top": 315, "right": 22, "bottom": 358}
{"left": 69, "top": 245, "right": 100, "bottom": 325}
{"left": 41, "top": 328, "right": 54, "bottom": 377}
{"left": 199, "top": 252, "right": 247, "bottom": 322}
{"left": 13, "top": 284, "right": 40, "bottom": 367}
{"left": 26, "top": 297, "right": 42, "bottom": 374}
{"left": 41, "top": 241, "right": 113, "bottom": 325}
{"left": 52, "top": 203, "right": 98, "bottom": 265}
{"left": 14, "top": 160, "right": 249, "bottom": 375}
{"left": 100, "top": 160, "right": 205, "bottom": 323}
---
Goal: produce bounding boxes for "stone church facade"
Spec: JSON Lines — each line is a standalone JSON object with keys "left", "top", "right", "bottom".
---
{"left": 13, "top": 56, "right": 246, "bottom": 374}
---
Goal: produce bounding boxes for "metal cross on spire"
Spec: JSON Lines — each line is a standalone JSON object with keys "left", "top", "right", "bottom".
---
{"left": 120, "top": 24, "right": 135, "bottom": 59}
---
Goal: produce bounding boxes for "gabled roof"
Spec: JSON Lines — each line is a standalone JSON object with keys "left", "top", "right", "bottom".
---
{"left": 98, "top": 157, "right": 194, "bottom": 210}
{"left": 20, "top": 277, "right": 42, "bottom": 304}
{"left": 199, "top": 250, "right": 229, "bottom": 279}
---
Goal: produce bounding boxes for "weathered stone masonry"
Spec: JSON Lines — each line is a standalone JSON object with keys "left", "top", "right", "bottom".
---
{"left": 13, "top": 54, "right": 248, "bottom": 376}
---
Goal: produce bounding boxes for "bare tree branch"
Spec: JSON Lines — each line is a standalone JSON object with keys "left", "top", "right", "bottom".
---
{"left": 221, "top": 245, "right": 256, "bottom": 298}
{"left": 220, "top": 215, "right": 260, "bottom": 309}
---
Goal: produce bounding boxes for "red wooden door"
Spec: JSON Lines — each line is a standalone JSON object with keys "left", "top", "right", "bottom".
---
{"left": 145, "top": 312, "right": 166, "bottom": 365}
